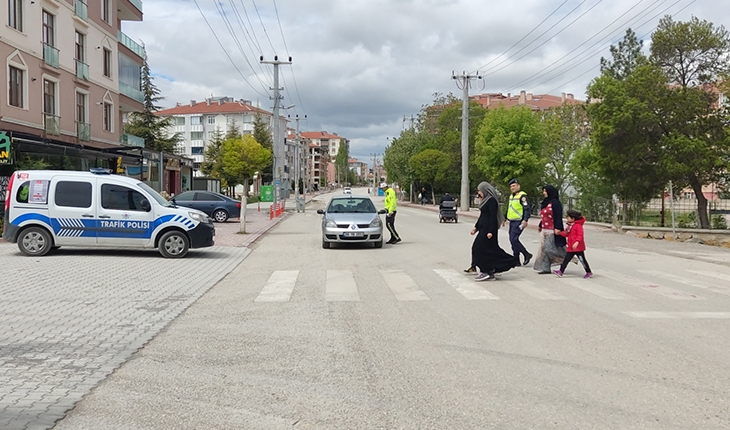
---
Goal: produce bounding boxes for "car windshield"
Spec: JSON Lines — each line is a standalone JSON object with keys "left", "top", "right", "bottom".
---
{"left": 328, "top": 198, "right": 376, "bottom": 213}
{"left": 136, "top": 182, "right": 173, "bottom": 207}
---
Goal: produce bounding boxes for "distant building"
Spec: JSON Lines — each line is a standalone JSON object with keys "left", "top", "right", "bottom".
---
{"left": 156, "top": 96, "right": 285, "bottom": 175}
{"left": 300, "top": 131, "right": 349, "bottom": 187}
{"left": 472, "top": 90, "right": 583, "bottom": 111}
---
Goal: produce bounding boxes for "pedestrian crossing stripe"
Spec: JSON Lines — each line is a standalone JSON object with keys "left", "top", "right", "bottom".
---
{"left": 600, "top": 269, "right": 704, "bottom": 300}
{"left": 433, "top": 269, "right": 500, "bottom": 300}
{"left": 253, "top": 268, "right": 730, "bottom": 304}
{"left": 381, "top": 269, "right": 430, "bottom": 301}
{"left": 639, "top": 270, "right": 730, "bottom": 297}
{"left": 624, "top": 312, "right": 730, "bottom": 319}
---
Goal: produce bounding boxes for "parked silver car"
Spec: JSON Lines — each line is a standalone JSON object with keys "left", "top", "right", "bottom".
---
{"left": 317, "top": 195, "right": 386, "bottom": 248}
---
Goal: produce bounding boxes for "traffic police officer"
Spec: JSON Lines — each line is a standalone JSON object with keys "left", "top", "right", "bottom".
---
{"left": 382, "top": 182, "right": 401, "bottom": 244}
{"left": 504, "top": 178, "right": 533, "bottom": 265}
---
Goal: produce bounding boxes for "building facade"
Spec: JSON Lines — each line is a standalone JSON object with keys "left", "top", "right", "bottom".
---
{"left": 299, "top": 131, "right": 349, "bottom": 188}
{"left": 156, "top": 96, "right": 285, "bottom": 176}
{"left": 472, "top": 90, "right": 583, "bottom": 110}
{"left": 0, "top": 0, "right": 170, "bottom": 199}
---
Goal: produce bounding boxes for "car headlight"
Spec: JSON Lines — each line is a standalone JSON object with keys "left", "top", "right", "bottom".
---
{"left": 325, "top": 218, "right": 338, "bottom": 228}
{"left": 188, "top": 211, "right": 209, "bottom": 223}
{"left": 369, "top": 217, "right": 382, "bottom": 228}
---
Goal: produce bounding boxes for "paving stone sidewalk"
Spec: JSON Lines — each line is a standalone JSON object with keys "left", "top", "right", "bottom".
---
{"left": 0, "top": 197, "right": 311, "bottom": 430}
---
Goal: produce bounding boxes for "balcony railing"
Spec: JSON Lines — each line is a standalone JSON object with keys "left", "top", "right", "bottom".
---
{"left": 129, "top": 0, "right": 143, "bottom": 12}
{"left": 75, "top": 0, "right": 88, "bottom": 20}
{"left": 43, "top": 43, "right": 59, "bottom": 68}
{"left": 121, "top": 133, "right": 144, "bottom": 147}
{"left": 44, "top": 114, "right": 60, "bottom": 135}
{"left": 76, "top": 122, "right": 90, "bottom": 141}
{"left": 75, "top": 60, "right": 89, "bottom": 80}
{"left": 118, "top": 31, "right": 145, "bottom": 58}
{"left": 119, "top": 82, "right": 144, "bottom": 103}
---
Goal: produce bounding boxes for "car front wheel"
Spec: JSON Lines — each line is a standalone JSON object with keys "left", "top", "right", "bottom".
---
{"left": 212, "top": 209, "right": 229, "bottom": 222}
{"left": 18, "top": 227, "right": 53, "bottom": 256}
{"left": 159, "top": 231, "right": 190, "bottom": 258}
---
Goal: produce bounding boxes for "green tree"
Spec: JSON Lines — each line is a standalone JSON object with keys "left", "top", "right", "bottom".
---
{"left": 124, "top": 54, "right": 180, "bottom": 153}
{"left": 473, "top": 106, "right": 546, "bottom": 194}
{"left": 200, "top": 127, "right": 224, "bottom": 177}
{"left": 649, "top": 16, "right": 730, "bottom": 228}
{"left": 600, "top": 28, "right": 647, "bottom": 80}
{"left": 334, "top": 141, "right": 349, "bottom": 185}
{"left": 253, "top": 114, "right": 273, "bottom": 184}
{"left": 539, "top": 104, "right": 590, "bottom": 197}
{"left": 651, "top": 16, "right": 730, "bottom": 87}
{"left": 220, "top": 135, "right": 272, "bottom": 194}
{"left": 408, "top": 149, "right": 451, "bottom": 199}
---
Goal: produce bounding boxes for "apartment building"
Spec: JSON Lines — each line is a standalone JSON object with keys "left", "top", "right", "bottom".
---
{"left": 0, "top": 0, "right": 147, "bottom": 174}
{"left": 300, "top": 131, "right": 349, "bottom": 188}
{"left": 156, "top": 96, "right": 285, "bottom": 176}
{"left": 472, "top": 90, "right": 584, "bottom": 110}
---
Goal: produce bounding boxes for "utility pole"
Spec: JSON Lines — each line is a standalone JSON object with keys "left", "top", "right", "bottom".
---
{"left": 452, "top": 71, "right": 481, "bottom": 212}
{"left": 370, "top": 152, "right": 381, "bottom": 194}
{"left": 260, "top": 55, "right": 292, "bottom": 214}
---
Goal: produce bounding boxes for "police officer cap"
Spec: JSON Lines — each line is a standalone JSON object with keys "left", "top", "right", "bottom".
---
{"left": 508, "top": 178, "right": 519, "bottom": 185}
{"left": 380, "top": 182, "right": 388, "bottom": 188}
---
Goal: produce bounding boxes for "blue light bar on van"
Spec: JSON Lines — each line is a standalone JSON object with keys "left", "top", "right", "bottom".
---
{"left": 90, "top": 168, "right": 112, "bottom": 174}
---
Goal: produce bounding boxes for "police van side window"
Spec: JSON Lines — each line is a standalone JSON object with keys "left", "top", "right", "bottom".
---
{"left": 101, "top": 184, "right": 150, "bottom": 212}
{"left": 55, "top": 181, "right": 92, "bottom": 208}
{"left": 16, "top": 182, "right": 30, "bottom": 203}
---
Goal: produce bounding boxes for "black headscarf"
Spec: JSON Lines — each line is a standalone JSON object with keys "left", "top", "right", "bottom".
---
{"left": 541, "top": 185, "right": 559, "bottom": 209}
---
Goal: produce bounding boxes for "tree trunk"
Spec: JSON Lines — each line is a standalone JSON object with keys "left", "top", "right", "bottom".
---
{"left": 239, "top": 176, "right": 248, "bottom": 234}
{"left": 689, "top": 177, "right": 710, "bottom": 229}
{"left": 431, "top": 187, "right": 435, "bottom": 206}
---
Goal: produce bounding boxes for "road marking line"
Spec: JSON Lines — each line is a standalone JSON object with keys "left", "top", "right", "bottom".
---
{"left": 254, "top": 270, "right": 299, "bottom": 302}
{"left": 640, "top": 270, "right": 730, "bottom": 297}
{"left": 503, "top": 279, "right": 567, "bottom": 300}
{"left": 433, "top": 269, "right": 500, "bottom": 300}
{"left": 687, "top": 270, "right": 730, "bottom": 283}
{"left": 624, "top": 311, "right": 730, "bottom": 319}
{"left": 601, "top": 269, "right": 703, "bottom": 300}
{"left": 380, "top": 269, "right": 430, "bottom": 301}
{"left": 560, "top": 278, "right": 633, "bottom": 300}
{"left": 326, "top": 270, "right": 360, "bottom": 302}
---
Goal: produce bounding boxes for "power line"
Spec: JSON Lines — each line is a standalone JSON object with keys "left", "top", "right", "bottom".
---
{"left": 252, "top": 0, "right": 276, "bottom": 53}
{"left": 473, "top": 0, "right": 570, "bottom": 73}
{"left": 272, "top": 0, "right": 290, "bottom": 55}
{"left": 482, "top": 0, "right": 606, "bottom": 78}
{"left": 507, "top": 0, "right": 674, "bottom": 93}
{"left": 227, "top": 0, "right": 271, "bottom": 78}
{"left": 192, "top": 0, "right": 268, "bottom": 98}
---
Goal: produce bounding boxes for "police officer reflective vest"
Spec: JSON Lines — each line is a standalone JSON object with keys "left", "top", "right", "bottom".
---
{"left": 507, "top": 191, "right": 527, "bottom": 221}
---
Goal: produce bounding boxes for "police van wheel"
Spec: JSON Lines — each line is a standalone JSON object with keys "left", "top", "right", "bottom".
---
{"left": 212, "top": 209, "right": 229, "bottom": 223}
{"left": 18, "top": 227, "right": 53, "bottom": 257}
{"left": 159, "top": 231, "right": 190, "bottom": 258}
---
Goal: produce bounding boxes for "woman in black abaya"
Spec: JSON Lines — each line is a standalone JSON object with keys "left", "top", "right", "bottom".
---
{"left": 470, "top": 181, "right": 518, "bottom": 281}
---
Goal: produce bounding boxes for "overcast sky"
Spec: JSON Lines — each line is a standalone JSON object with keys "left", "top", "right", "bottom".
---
{"left": 125, "top": 0, "right": 727, "bottom": 162}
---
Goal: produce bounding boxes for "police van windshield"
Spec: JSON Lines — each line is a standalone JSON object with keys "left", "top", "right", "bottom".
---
{"left": 136, "top": 182, "right": 173, "bottom": 207}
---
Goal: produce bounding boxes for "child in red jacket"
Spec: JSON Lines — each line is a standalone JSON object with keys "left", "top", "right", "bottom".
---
{"left": 553, "top": 209, "right": 592, "bottom": 278}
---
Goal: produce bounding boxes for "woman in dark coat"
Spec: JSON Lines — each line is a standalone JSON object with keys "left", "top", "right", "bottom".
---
{"left": 470, "top": 181, "right": 518, "bottom": 281}
{"left": 533, "top": 185, "right": 567, "bottom": 274}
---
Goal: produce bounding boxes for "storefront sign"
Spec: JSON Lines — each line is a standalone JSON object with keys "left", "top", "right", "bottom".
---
{"left": 0, "top": 131, "right": 12, "bottom": 165}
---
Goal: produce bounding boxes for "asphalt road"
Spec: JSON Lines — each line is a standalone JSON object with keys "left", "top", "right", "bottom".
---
{"left": 43, "top": 187, "right": 730, "bottom": 429}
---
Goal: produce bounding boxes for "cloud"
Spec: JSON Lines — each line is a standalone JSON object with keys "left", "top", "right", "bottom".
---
{"left": 124, "top": 0, "right": 729, "bottom": 161}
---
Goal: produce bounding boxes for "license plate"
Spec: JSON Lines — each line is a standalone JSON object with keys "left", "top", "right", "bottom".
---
{"left": 343, "top": 232, "right": 364, "bottom": 237}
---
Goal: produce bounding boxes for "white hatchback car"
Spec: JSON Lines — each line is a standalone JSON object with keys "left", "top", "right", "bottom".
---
{"left": 343, "top": 187, "right": 352, "bottom": 194}
{"left": 317, "top": 195, "right": 386, "bottom": 248}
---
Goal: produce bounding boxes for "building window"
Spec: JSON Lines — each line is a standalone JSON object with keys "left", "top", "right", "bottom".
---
{"left": 175, "top": 117, "right": 185, "bottom": 126}
{"left": 42, "top": 10, "right": 55, "bottom": 47}
{"left": 8, "top": 0, "right": 23, "bottom": 31}
{"left": 207, "top": 131, "right": 215, "bottom": 140}
{"left": 101, "top": 0, "right": 111, "bottom": 23}
{"left": 9, "top": 65, "right": 24, "bottom": 108}
{"left": 102, "top": 48, "right": 112, "bottom": 77}
{"left": 191, "top": 116, "right": 202, "bottom": 125}
{"left": 103, "top": 102, "right": 113, "bottom": 132}
{"left": 207, "top": 116, "right": 215, "bottom": 124}
{"left": 191, "top": 147, "right": 204, "bottom": 155}
{"left": 191, "top": 131, "right": 204, "bottom": 140}
{"left": 43, "top": 79, "right": 56, "bottom": 115}
{"left": 75, "top": 31, "right": 85, "bottom": 63}
{"left": 76, "top": 92, "right": 87, "bottom": 123}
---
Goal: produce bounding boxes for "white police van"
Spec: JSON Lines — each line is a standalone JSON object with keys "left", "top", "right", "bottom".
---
{"left": 2, "top": 169, "right": 215, "bottom": 258}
